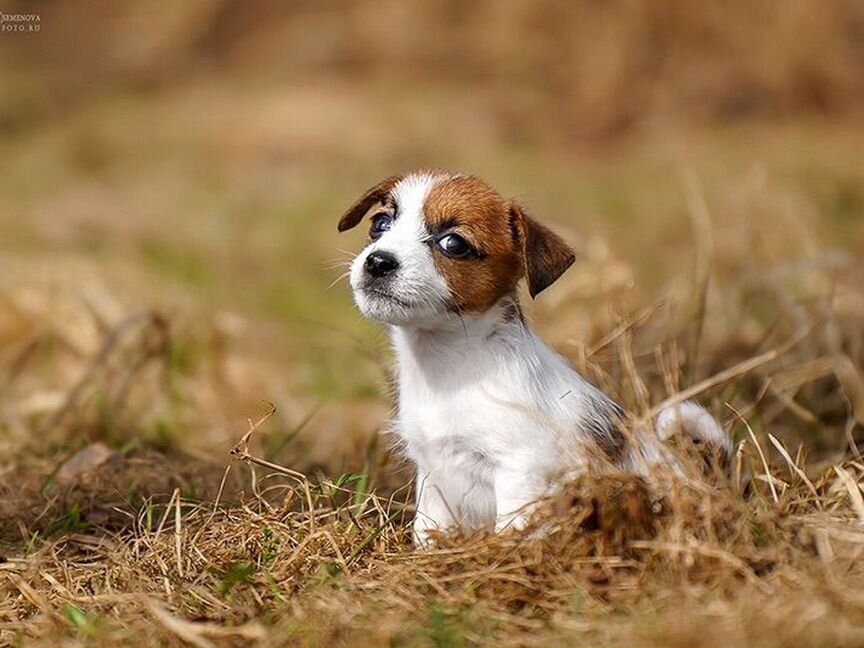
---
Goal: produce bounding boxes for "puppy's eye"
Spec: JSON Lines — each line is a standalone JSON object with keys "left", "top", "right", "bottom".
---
{"left": 369, "top": 213, "right": 393, "bottom": 240}
{"left": 437, "top": 233, "right": 473, "bottom": 258}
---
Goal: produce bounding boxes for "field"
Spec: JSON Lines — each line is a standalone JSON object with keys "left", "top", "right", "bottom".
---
{"left": 1, "top": 2, "right": 864, "bottom": 646}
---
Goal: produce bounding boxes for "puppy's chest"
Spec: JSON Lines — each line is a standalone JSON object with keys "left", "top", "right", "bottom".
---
{"left": 390, "top": 330, "right": 594, "bottom": 467}
{"left": 395, "top": 369, "right": 537, "bottom": 453}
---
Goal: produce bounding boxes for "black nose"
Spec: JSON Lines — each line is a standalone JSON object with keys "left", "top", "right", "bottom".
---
{"left": 364, "top": 251, "right": 400, "bottom": 278}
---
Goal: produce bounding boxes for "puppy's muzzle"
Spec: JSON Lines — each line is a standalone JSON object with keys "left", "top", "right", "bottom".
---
{"left": 364, "top": 250, "right": 400, "bottom": 279}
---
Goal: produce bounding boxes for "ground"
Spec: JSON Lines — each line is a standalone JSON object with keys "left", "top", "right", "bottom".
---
{"left": 1, "top": 3, "right": 864, "bottom": 645}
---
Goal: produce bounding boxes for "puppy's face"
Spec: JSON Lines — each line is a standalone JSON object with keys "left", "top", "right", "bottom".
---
{"left": 338, "top": 171, "right": 575, "bottom": 326}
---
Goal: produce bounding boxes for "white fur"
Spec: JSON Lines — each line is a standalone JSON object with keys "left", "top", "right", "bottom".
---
{"left": 657, "top": 401, "right": 732, "bottom": 452}
{"left": 349, "top": 173, "right": 451, "bottom": 326}
{"left": 346, "top": 172, "right": 731, "bottom": 546}
{"left": 394, "top": 302, "right": 607, "bottom": 541}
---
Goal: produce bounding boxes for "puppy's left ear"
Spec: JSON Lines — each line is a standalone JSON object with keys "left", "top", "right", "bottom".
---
{"left": 509, "top": 202, "right": 576, "bottom": 298}
{"left": 337, "top": 174, "right": 403, "bottom": 232}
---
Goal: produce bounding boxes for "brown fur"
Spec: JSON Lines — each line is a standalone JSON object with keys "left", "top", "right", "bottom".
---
{"left": 423, "top": 174, "right": 576, "bottom": 311}
{"left": 424, "top": 176, "right": 524, "bottom": 312}
{"left": 337, "top": 174, "right": 403, "bottom": 232}
{"left": 509, "top": 202, "right": 576, "bottom": 298}
{"left": 338, "top": 171, "right": 576, "bottom": 311}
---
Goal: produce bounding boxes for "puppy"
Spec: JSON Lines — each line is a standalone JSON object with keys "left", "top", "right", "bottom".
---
{"left": 338, "top": 170, "right": 731, "bottom": 545}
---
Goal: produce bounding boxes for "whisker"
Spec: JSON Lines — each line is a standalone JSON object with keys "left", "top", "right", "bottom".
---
{"left": 324, "top": 260, "right": 354, "bottom": 271}
{"left": 327, "top": 271, "right": 352, "bottom": 290}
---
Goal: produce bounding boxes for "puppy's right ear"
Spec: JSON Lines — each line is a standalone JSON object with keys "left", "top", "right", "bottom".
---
{"left": 337, "top": 175, "right": 402, "bottom": 232}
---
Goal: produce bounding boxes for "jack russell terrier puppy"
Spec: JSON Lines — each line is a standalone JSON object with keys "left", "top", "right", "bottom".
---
{"left": 338, "top": 170, "right": 731, "bottom": 546}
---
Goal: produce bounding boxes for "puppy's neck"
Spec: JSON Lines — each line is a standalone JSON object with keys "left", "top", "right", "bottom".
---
{"left": 390, "top": 296, "right": 529, "bottom": 381}
{"left": 395, "top": 295, "right": 522, "bottom": 342}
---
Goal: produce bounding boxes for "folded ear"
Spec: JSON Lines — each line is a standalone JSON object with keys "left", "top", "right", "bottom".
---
{"left": 337, "top": 174, "right": 403, "bottom": 232}
{"left": 509, "top": 202, "right": 576, "bottom": 298}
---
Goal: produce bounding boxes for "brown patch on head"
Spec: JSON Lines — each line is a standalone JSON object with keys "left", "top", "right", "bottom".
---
{"left": 423, "top": 174, "right": 576, "bottom": 311}
{"left": 424, "top": 175, "right": 523, "bottom": 312}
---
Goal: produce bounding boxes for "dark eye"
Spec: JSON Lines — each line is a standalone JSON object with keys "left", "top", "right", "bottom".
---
{"left": 369, "top": 213, "right": 393, "bottom": 239}
{"left": 437, "top": 233, "right": 473, "bottom": 258}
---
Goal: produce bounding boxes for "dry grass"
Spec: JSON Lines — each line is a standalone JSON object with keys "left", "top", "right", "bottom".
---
{"left": 2, "top": 2, "right": 864, "bottom": 646}
{"left": 2, "top": 436, "right": 864, "bottom": 647}
{"left": 2, "top": 231, "right": 863, "bottom": 646}
{"left": 4, "top": 1, "right": 864, "bottom": 138}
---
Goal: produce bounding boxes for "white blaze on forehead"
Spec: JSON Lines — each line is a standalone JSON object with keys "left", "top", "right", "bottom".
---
{"left": 391, "top": 172, "right": 446, "bottom": 233}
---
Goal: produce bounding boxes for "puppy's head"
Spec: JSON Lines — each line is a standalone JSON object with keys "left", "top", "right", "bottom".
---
{"left": 338, "top": 170, "right": 575, "bottom": 326}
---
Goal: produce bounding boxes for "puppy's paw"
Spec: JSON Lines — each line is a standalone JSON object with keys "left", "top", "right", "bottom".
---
{"left": 657, "top": 401, "right": 731, "bottom": 454}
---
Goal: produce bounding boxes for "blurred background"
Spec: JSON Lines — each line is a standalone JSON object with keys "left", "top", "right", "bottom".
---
{"left": 1, "top": 0, "right": 863, "bottom": 487}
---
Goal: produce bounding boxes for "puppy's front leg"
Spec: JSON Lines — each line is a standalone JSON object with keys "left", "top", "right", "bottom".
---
{"left": 412, "top": 471, "right": 456, "bottom": 547}
{"left": 493, "top": 468, "right": 547, "bottom": 533}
